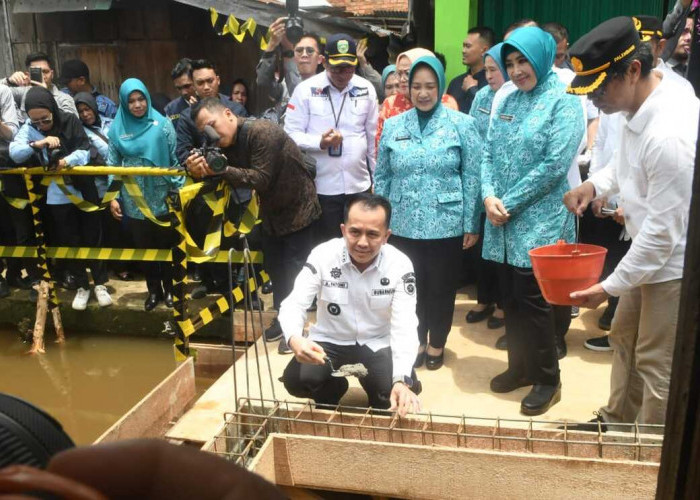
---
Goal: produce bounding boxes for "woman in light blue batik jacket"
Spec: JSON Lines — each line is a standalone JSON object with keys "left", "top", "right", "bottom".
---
{"left": 375, "top": 55, "right": 483, "bottom": 371}
{"left": 469, "top": 42, "right": 507, "bottom": 140}
{"left": 107, "top": 78, "right": 184, "bottom": 312}
{"left": 481, "top": 27, "right": 584, "bottom": 416}
{"left": 465, "top": 42, "right": 508, "bottom": 332}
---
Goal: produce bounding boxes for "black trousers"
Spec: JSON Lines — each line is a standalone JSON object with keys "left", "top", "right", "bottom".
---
{"left": 46, "top": 204, "right": 108, "bottom": 289}
{"left": 315, "top": 193, "right": 348, "bottom": 244}
{"left": 262, "top": 224, "right": 315, "bottom": 311}
{"left": 283, "top": 342, "right": 393, "bottom": 408}
{"left": 498, "top": 263, "right": 560, "bottom": 386}
{"left": 474, "top": 214, "right": 501, "bottom": 307}
{"left": 390, "top": 235, "right": 462, "bottom": 349}
{"left": 0, "top": 195, "right": 40, "bottom": 282}
{"left": 127, "top": 216, "right": 174, "bottom": 295}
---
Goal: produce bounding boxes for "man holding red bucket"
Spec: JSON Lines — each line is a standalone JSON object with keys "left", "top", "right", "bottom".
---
{"left": 563, "top": 17, "right": 698, "bottom": 431}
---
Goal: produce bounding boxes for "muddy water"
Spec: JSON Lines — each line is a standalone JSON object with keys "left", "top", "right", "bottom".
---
{"left": 0, "top": 330, "right": 177, "bottom": 445}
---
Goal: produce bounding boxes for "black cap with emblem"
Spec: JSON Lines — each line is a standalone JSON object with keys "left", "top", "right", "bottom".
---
{"left": 567, "top": 16, "right": 640, "bottom": 95}
{"left": 633, "top": 15, "right": 664, "bottom": 42}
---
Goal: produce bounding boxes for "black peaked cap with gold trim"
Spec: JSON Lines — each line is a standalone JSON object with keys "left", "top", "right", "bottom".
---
{"left": 567, "top": 16, "right": 641, "bottom": 95}
{"left": 633, "top": 15, "right": 664, "bottom": 41}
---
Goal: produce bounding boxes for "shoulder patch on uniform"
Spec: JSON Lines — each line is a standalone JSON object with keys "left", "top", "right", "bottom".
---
{"left": 287, "top": 103, "right": 296, "bottom": 110}
{"left": 304, "top": 262, "right": 317, "bottom": 274}
{"left": 401, "top": 272, "right": 415, "bottom": 282}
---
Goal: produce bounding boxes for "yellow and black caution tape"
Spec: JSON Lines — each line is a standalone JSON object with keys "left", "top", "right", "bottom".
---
{"left": 178, "top": 270, "right": 270, "bottom": 338}
{"left": 0, "top": 166, "right": 185, "bottom": 176}
{"left": 0, "top": 245, "right": 263, "bottom": 263}
{"left": 210, "top": 8, "right": 271, "bottom": 50}
{"left": 0, "top": 177, "right": 30, "bottom": 209}
{"left": 25, "top": 174, "right": 59, "bottom": 309}
{"left": 169, "top": 188, "right": 190, "bottom": 362}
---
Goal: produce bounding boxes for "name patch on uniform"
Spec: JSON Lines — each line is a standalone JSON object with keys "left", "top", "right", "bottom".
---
{"left": 499, "top": 114, "right": 514, "bottom": 122}
{"left": 349, "top": 87, "right": 369, "bottom": 98}
{"left": 396, "top": 134, "right": 411, "bottom": 141}
{"left": 477, "top": 107, "right": 490, "bottom": 114}
{"left": 323, "top": 280, "right": 348, "bottom": 289}
{"left": 372, "top": 289, "right": 394, "bottom": 296}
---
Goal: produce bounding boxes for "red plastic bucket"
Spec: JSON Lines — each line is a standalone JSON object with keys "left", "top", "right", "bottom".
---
{"left": 529, "top": 240, "right": 608, "bottom": 306}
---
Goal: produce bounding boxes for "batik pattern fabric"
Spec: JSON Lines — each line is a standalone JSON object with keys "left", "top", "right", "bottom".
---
{"left": 375, "top": 105, "right": 483, "bottom": 240}
{"left": 107, "top": 119, "right": 184, "bottom": 220}
{"left": 481, "top": 71, "right": 584, "bottom": 268}
{"left": 469, "top": 85, "right": 496, "bottom": 140}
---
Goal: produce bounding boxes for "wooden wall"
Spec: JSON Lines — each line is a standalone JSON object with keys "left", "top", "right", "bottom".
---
{"left": 6, "top": 0, "right": 263, "bottom": 112}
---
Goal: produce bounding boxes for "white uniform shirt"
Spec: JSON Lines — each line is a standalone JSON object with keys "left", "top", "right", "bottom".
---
{"left": 284, "top": 71, "right": 378, "bottom": 196}
{"left": 279, "top": 238, "right": 419, "bottom": 379}
{"left": 588, "top": 73, "right": 698, "bottom": 296}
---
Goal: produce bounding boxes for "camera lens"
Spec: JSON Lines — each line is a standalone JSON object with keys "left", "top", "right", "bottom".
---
{"left": 285, "top": 16, "right": 304, "bottom": 45}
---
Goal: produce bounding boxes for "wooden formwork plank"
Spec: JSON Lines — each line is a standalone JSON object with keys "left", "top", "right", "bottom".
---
{"left": 95, "top": 358, "right": 195, "bottom": 443}
{"left": 253, "top": 434, "right": 658, "bottom": 500}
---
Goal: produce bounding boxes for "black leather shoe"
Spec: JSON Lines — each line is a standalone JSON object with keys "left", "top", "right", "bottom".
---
{"left": 487, "top": 315, "right": 505, "bottom": 329}
{"left": 7, "top": 275, "right": 33, "bottom": 290}
{"left": 144, "top": 292, "right": 162, "bottom": 311}
{"left": 466, "top": 304, "right": 495, "bottom": 323}
{"left": 495, "top": 335, "right": 508, "bottom": 350}
{"left": 425, "top": 351, "right": 444, "bottom": 370}
{"left": 59, "top": 273, "right": 78, "bottom": 290}
{"left": 490, "top": 370, "right": 531, "bottom": 393}
{"left": 0, "top": 280, "right": 10, "bottom": 298}
{"left": 556, "top": 336, "right": 567, "bottom": 360}
{"left": 164, "top": 292, "right": 174, "bottom": 308}
{"left": 414, "top": 350, "right": 426, "bottom": 369}
{"left": 521, "top": 383, "right": 562, "bottom": 416}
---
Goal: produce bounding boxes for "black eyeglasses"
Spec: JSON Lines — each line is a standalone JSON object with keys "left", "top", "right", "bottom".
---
{"left": 295, "top": 47, "right": 317, "bottom": 55}
{"left": 31, "top": 113, "right": 53, "bottom": 126}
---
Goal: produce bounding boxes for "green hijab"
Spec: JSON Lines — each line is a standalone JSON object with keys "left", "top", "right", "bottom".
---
{"left": 408, "top": 55, "right": 446, "bottom": 131}
{"left": 108, "top": 78, "right": 171, "bottom": 166}
{"left": 501, "top": 27, "right": 556, "bottom": 88}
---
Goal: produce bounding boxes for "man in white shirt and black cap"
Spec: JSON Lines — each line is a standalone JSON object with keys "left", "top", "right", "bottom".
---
{"left": 563, "top": 16, "right": 698, "bottom": 431}
{"left": 279, "top": 193, "right": 421, "bottom": 416}
{"left": 285, "top": 34, "right": 379, "bottom": 244}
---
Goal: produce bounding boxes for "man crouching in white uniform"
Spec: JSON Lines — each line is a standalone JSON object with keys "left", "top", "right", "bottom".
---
{"left": 279, "top": 193, "right": 422, "bottom": 416}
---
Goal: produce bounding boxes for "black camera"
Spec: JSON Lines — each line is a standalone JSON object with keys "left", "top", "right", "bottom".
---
{"left": 285, "top": 0, "right": 304, "bottom": 45}
{"left": 39, "top": 146, "right": 66, "bottom": 171}
{"left": 193, "top": 125, "right": 228, "bottom": 173}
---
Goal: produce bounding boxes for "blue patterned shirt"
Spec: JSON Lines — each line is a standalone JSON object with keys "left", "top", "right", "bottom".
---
{"left": 375, "top": 105, "right": 483, "bottom": 239}
{"left": 481, "top": 72, "right": 584, "bottom": 268}
{"left": 469, "top": 85, "right": 496, "bottom": 140}
{"left": 106, "top": 118, "right": 184, "bottom": 220}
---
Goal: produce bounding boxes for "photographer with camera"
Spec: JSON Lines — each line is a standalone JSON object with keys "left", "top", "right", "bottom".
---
{"left": 107, "top": 79, "right": 185, "bottom": 312}
{"left": 186, "top": 97, "right": 321, "bottom": 349}
{"left": 8, "top": 87, "right": 100, "bottom": 310}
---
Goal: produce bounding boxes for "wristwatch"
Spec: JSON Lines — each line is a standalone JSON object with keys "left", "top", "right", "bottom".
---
{"left": 392, "top": 375, "right": 413, "bottom": 387}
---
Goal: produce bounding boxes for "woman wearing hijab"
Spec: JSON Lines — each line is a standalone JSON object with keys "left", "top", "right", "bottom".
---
{"left": 9, "top": 87, "right": 112, "bottom": 311}
{"left": 375, "top": 55, "right": 482, "bottom": 370}
{"left": 481, "top": 27, "right": 584, "bottom": 415}
{"left": 375, "top": 48, "right": 459, "bottom": 149}
{"left": 380, "top": 64, "right": 399, "bottom": 102}
{"left": 464, "top": 42, "right": 508, "bottom": 332}
{"left": 107, "top": 78, "right": 184, "bottom": 311}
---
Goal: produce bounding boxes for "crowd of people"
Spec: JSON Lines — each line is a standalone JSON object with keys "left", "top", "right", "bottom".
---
{"left": 0, "top": 0, "right": 697, "bottom": 424}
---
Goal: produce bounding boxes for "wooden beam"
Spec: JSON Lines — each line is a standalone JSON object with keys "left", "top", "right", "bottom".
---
{"left": 253, "top": 434, "right": 658, "bottom": 499}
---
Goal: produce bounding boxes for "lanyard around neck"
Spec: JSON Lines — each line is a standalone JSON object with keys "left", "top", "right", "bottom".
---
{"left": 326, "top": 87, "right": 348, "bottom": 129}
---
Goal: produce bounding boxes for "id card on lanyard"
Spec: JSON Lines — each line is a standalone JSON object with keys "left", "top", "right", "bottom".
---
{"left": 326, "top": 87, "right": 347, "bottom": 157}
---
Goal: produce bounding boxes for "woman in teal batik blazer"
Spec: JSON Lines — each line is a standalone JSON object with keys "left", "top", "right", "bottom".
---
{"left": 469, "top": 42, "right": 508, "bottom": 140}
{"left": 481, "top": 27, "right": 584, "bottom": 416}
{"left": 375, "top": 55, "right": 483, "bottom": 371}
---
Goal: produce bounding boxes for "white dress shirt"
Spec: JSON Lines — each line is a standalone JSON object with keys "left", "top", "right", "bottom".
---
{"left": 587, "top": 73, "right": 698, "bottom": 297}
{"left": 279, "top": 238, "right": 419, "bottom": 379}
{"left": 284, "top": 71, "right": 378, "bottom": 196}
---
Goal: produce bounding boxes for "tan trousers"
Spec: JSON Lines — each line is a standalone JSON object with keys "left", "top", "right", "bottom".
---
{"left": 599, "top": 279, "right": 681, "bottom": 427}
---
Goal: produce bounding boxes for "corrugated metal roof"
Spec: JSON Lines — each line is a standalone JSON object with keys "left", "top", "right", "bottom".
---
{"left": 13, "top": 0, "right": 112, "bottom": 13}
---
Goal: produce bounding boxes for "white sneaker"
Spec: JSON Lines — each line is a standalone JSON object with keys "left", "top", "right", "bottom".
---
{"left": 94, "top": 285, "right": 113, "bottom": 307}
{"left": 72, "top": 287, "right": 91, "bottom": 310}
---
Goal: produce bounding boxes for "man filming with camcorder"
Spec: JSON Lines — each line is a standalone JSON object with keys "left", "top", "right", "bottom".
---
{"left": 185, "top": 97, "right": 321, "bottom": 343}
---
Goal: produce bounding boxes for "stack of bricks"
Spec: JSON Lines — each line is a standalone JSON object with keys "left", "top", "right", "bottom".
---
{"left": 326, "top": 0, "right": 408, "bottom": 15}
